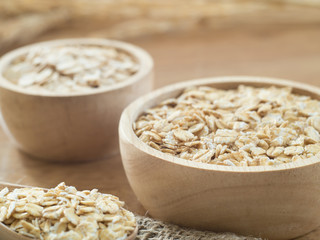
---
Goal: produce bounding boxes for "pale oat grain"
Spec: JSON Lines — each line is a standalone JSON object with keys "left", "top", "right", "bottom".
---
{"left": 134, "top": 85, "right": 320, "bottom": 166}
{"left": 0, "top": 183, "right": 136, "bottom": 240}
{"left": 4, "top": 44, "right": 139, "bottom": 93}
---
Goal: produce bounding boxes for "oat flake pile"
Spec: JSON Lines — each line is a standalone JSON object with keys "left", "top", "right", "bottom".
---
{"left": 4, "top": 44, "right": 139, "bottom": 93}
{"left": 134, "top": 85, "right": 320, "bottom": 166}
{"left": 0, "top": 183, "right": 136, "bottom": 240}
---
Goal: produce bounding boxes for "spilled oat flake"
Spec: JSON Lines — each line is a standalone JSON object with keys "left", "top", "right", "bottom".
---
{"left": 134, "top": 85, "right": 320, "bottom": 166}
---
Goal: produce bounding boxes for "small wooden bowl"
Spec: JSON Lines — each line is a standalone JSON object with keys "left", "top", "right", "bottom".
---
{"left": 0, "top": 38, "right": 153, "bottom": 162}
{"left": 119, "top": 76, "right": 320, "bottom": 240}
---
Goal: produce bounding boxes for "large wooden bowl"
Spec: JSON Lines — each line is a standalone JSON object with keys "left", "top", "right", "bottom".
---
{"left": 119, "top": 76, "right": 320, "bottom": 240}
{"left": 0, "top": 38, "right": 153, "bottom": 162}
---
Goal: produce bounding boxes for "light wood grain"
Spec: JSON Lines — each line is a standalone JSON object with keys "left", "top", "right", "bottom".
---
{"left": 0, "top": 38, "right": 153, "bottom": 162}
{"left": 0, "top": 23, "right": 320, "bottom": 239}
{"left": 2, "top": 0, "right": 320, "bottom": 54}
{"left": 119, "top": 77, "right": 320, "bottom": 240}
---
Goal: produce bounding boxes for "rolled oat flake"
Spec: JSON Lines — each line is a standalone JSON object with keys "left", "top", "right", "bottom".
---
{"left": 0, "top": 182, "right": 136, "bottom": 240}
{"left": 134, "top": 85, "right": 320, "bottom": 166}
{"left": 4, "top": 44, "right": 139, "bottom": 94}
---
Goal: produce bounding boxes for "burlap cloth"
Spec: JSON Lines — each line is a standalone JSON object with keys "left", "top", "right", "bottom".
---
{"left": 135, "top": 216, "right": 262, "bottom": 240}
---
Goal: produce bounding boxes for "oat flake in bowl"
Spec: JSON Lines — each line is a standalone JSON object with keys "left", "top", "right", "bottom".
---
{"left": 0, "top": 183, "right": 136, "bottom": 240}
{"left": 4, "top": 44, "right": 139, "bottom": 93}
{"left": 0, "top": 38, "right": 153, "bottom": 161}
{"left": 134, "top": 85, "right": 320, "bottom": 166}
{"left": 120, "top": 77, "right": 320, "bottom": 239}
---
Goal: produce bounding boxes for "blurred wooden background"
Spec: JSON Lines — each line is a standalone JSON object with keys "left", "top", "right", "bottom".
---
{"left": 1, "top": 0, "right": 320, "bottom": 87}
{"left": 1, "top": 1, "right": 320, "bottom": 239}
{"left": 1, "top": 0, "right": 320, "bottom": 53}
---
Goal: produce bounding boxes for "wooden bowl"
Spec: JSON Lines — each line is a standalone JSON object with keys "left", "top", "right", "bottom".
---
{"left": 119, "top": 76, "right": 320, "bottom": 240}
{"left": 0, "top": 38, "right": 153, "bottom": 162}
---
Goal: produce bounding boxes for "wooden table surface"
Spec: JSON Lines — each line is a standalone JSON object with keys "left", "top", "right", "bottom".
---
{"left": 1, "top": 24, "right": 320, "bottom": 239}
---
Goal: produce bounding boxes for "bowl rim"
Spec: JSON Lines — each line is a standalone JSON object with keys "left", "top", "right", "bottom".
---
{"left": 0, "top": 38, "right": 153, "bottom": 97}
{"left": 120, "top": 76, "right": 320, "bottom": 173}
